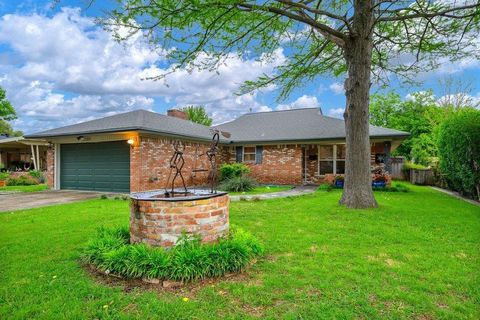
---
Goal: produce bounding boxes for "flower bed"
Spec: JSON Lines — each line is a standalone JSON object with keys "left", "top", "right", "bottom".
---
{"left": 82, "top": 225, "right": 263, "bottom": 283}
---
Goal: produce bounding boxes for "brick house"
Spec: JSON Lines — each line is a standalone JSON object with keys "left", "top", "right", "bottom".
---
{"left": 26, "top": 108, "right": 408, "bottom": 192}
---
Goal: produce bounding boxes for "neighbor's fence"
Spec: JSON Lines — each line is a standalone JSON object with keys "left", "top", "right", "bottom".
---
{"left": 409, "top": 169, "right": 435, "bottom": 185}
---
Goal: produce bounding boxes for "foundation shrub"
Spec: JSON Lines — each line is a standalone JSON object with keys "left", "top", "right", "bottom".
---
{"left": 219, "top": 176, "right": 257, "bottom": 192}
{"left": 82, "top": 225, "right": 263, "bottom": 282}
{"left": 219, "top": 163, "right": 250, "bottom": 181}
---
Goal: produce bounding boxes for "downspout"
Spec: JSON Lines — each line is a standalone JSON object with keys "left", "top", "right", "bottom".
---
{"left": 304, "top": 147, "right": 307, "bottom": 185}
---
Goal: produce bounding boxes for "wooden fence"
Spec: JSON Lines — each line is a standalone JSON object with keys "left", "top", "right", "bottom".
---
{"left": 390, "top": 156, "right": 405, "bottom": 179}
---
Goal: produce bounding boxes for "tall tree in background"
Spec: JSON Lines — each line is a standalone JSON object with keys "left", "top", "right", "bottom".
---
{"left": 106, "top": 0, "right": 480, "bottom": 208}
{"left": 182, "top": 105, "right": 213, "bottom": 126}
{"left": 0, "top": 86, "right": 16, "bottom": 121}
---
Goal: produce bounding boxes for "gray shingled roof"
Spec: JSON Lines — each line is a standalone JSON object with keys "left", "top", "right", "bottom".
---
{"left": 26, "top": 109, "right": 215, "bottom": 141}
{"left": 215, "top": 108, "right": 409, "bottom": 143}
{"left": 26, "top": 107, "right": 409, "bottom": 143}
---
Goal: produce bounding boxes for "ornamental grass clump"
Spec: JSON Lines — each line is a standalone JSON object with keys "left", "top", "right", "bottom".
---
{"left": 82, "top": 226, "right": 263, "bottom": 282}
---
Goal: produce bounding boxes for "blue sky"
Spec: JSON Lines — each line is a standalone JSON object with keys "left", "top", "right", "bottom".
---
{"left": 0, "top": 0, "right": 478, "bottom": 134}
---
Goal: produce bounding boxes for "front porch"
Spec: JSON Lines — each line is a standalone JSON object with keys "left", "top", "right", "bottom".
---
{"left": 301, "top": 141, "right": 394, "bottom": 185}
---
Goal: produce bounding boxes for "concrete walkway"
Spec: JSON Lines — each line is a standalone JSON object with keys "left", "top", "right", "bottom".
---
{"left": 430, "top": 186, "right": 480, "bottom": 207}
{"left": 229, "top": 185, "right": 317, "bottom": 201}
{"left": 0, "top": 190, "right": 100, "bottom": 212}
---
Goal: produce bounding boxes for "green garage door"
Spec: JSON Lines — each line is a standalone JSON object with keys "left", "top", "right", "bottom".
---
{"left": 60, "top": 141, "right": 130, "bottom": 192}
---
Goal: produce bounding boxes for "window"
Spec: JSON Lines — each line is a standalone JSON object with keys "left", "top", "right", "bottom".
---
{"left": 318, "top": 144, "right": 346, "bottom": 175}
{"left": 243, "top": 146, "right": 256, "bottom": 163}
{"left": 318, "top": 145, "right": 334, "bottom": 175}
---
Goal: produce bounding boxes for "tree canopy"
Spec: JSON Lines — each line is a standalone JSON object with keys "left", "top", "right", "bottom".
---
{"left": 182, "top": 105, "right": 213, "bottom": 126}
{"left": 0, "top": 86, "right": 16, "bottom": 121}
{"left": 105, "top": 0, "right": 480, "bottom": 208}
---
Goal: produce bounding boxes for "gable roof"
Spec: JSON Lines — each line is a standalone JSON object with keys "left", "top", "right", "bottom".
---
{"left": 215, "top": 108, "right": 409, "bottom": 143}
{"left": 26, "top": 109, "right": 215, "bottom": 141}
{"left": 26, "top": 107, "right": 409, "bottom": 143}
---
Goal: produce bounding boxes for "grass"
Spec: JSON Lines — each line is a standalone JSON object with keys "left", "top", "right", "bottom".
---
{"left": 1, "top": 184, "right": 479, "bottom": 319}
{"left": 226, "top": 185, "right": 292, "bottom": 195}
{"left": 0, "top": 184, "right": 48, "bottom": 193}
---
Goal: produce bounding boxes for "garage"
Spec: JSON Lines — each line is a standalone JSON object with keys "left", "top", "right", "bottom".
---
{"left": 60, "top": 141, "right": 130, "bottom": 192}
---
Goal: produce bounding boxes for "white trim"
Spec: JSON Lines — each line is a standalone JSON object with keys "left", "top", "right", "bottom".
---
{"left": 30, "top": 145, "right": 37, "bottom": 170}
{"left": 54, "top": 144, "right": 60, "bottom": 190}
{"left": 333, "top": 144, "right": 337, "bottom": 175}
{"left": 242, "top": 145, "right": 256, "bottom": 163}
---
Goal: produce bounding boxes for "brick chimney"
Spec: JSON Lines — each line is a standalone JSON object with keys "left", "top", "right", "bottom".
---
{"left": 167, "top": 109, "right": 188, "bottom": 120}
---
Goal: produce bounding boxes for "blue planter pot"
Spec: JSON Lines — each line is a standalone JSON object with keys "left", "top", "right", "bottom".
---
{"left": 335, "top": 180, "right": 344, "bottom": 188}
{"left": 372, "top": 181, "right": 386, "bottom": 188}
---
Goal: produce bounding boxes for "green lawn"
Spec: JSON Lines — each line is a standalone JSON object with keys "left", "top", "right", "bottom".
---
{"left": 1, "top": 185, "right": 479, "bottom": 319}
{"left": 0, "top": 184, "right": 48, "bottom": 193}
{"left": 226, "top": 185, "right": 292, "bottom": 196}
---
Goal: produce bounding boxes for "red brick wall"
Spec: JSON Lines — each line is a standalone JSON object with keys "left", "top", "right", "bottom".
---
{"left": 46, "top": 146, "right": 55, "bottom": 189}
{"left": 130, "top": 136, "right": 213, "bottom": 192}
{"left": 222, "top": 145, "right": 303, "bottom": 185}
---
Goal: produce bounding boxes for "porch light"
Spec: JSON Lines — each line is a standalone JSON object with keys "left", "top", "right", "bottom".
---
{"left": 127, "top": 138, "right": 135, "bottom": 145}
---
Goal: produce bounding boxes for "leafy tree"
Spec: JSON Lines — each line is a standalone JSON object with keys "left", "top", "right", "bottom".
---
{"left": 182, "top": 105, "right": 213, "bottom": 126}
{"left": 438, "top": 108, "right": 480, "bottom": 200}
{"left": 370, "top": 91, "right": 452, "bottom": 166}
{"left": 0, "top": 86, "right": 16, "bottom": 121}
{"left": 106, "top": 0, "right": 480, "bottom": 208}
{"left": 0, "top": 120, "right": 23, "bottom": 137}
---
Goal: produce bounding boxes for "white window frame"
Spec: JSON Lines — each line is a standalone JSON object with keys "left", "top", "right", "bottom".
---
{"left": 242, "top": 145, "right": 256, "bottom": 163}
{"left": 317, "top": 144, "right": 345, "bottom": 175}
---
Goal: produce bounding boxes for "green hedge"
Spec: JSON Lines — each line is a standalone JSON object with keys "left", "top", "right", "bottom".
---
{"left": 438, "top": 108, "right": 480, "bottom": 200}
{"left": 82, "top": 226, "right": 264, "bottom": 282}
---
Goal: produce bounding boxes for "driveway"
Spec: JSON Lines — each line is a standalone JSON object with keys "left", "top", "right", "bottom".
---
{"left": 0, "top": 190, "right": 100, "bottom": 212}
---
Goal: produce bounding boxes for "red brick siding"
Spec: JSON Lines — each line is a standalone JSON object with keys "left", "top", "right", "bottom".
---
{"left": 46, "top": 146, "right": 55, "bottom": 189}
{"left": 222, "top": 145, "right": 303, "bottom": 185}
{"left": 130, "top": 136, "right": 213, "bottom": 192}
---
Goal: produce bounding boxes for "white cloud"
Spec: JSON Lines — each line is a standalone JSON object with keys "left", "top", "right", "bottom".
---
{"left": 327, "top": 107, "right": 344, "bottom": 118}
{"left": 329, "top": 82, "right": 344, "bottom": 95}
{"left": 0, "top": 8, "right": 286, "bottom": 132}
{"left": 277, "top": 95, "right": 321, "bottom": 111}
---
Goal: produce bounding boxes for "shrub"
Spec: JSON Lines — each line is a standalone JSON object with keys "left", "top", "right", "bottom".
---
{"left": 438, "top": 108, "right": 480, "bottom": 200}
{"left": 219, "top": 163, "right": 250, "bottom": 181}
{"left": 219, "top": 176, "right": 257, "bottom": 192}
{"left": 0, "top": 171, "right": 9, "bottom": 181}
{"left": 6, "top": 175, "right": 37, "bottom": 186}
{"left": 373, "top": 181, "right": 410, "bottom": 193}
{"left": 317, "top": 183, "right": 333, "bottom": 192}
{"left": 82, "top": 225, "right": 263, "bottom": 282}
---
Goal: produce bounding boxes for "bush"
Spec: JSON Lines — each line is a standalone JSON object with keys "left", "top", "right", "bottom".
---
{"left": 82, "top": 225, "right": 264, "bottom": 282}
{"left": 6, "top": 175, "right": 37, "bottom": 186}
{"left": 373, "top": 182, "right": 410, "bottom": 193}
{"left": 438, "top": 108, "right": 480, "bottom": 200}
{"left": 0, "top": 171, "right": 9, "bottom": 181}
{"left": 219, "top": 163, "right": 250, "bottom": 181}
{"left": 317, "top": 183, "right": 333, "bottom": 192}
{"left": 28, "top": 170, "right": 46, "bottom": 183}
{"left": 219, "top": 176, "right": 257, "bottom": 192}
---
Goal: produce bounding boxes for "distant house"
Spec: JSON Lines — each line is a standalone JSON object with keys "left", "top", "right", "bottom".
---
{"left": 0, "top": 135, "right": 48, "bottom": 171}
{"left": 25, "top": 108, "right": 408, "bottom": 192}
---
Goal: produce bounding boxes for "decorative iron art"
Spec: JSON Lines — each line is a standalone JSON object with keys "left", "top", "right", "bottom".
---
{"left": 164, "top": 140, "right": 188, "bottom": 197}
{"left": 206, "top": 129, "right": 231, "bottom": 193}
{"left": 164, "top": 130, "right": 231, "bottom": 197}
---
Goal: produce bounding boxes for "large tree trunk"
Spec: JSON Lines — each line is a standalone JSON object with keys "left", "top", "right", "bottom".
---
{"left": 339, "top": 0, "right": 378, "bottom": 209}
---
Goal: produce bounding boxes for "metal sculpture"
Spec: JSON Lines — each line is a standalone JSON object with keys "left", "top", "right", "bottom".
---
{"left": 206, "top": 129, "right": 231, "bottom": 193}
{"left": 164, "top": 140, "right": 188, "bottom": 197}
{"left": 164, "top": 130, "right": 231, "bottom": 197}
